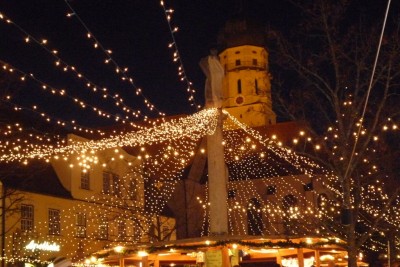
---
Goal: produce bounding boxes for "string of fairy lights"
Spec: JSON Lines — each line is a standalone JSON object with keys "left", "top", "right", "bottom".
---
{"left": 0, "top": 11, "right": 161, "bottom": 129}
{"left": 1, "top": 107, "right": 398, "bottom": 264}
{"left": 196, "top": 115, "right": 337, "bottom": 237}
{"left": 159, "top": 0, "right": 199, "bottom": 110}
{"left": 0, "top": 108, "right": 218, "bottom": 163}
{"left": 0, "top": 2, "right": 398, "bottom": 263}
{"left": 0, "top": 99, "right": 106, "bottom": 136}
{"left": 63, "top": 0, "right": 165, "bottom": 118}
{"left": 192, "top": 111, "right": 398, "bottom": 252}
{"left": 0, "top": 60, "right": 133, "bottom": 127}
{"left": 0, "top": 0, "right": 205, "bottom": 146}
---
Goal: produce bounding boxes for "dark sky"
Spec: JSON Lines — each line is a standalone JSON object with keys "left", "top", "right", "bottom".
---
{"left": 0, "top": 0, "right": 294, "bottom": 128}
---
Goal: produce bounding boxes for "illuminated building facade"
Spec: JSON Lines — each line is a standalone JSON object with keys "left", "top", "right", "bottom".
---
{"left": 0, "top": 134, "right": 176, "bottom": 267}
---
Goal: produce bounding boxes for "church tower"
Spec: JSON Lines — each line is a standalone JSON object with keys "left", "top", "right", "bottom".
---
{"left": 218, "top": 19, "right": 276, "bottom": 127}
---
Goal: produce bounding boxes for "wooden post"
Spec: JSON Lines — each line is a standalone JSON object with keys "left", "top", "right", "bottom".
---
{"left": 141, "top": 256, "right": 149, "bottom": 267}
{"left": 222, "top": 247, "right": 231, "bottom": 267}
{"left": 297, "top": 248, "right": 304, "bottom": 267}
{"left": 119, "top": 257, "right": 125, "bottom": 267}
{"left": 207, "top": 108, "right": 228, "bottom": 235}
{"left": 315, "top": 249, "right": 321, "bottom": 267}
{"left": 153, "top": 257, "right": 160, "bottom": 267}
{"left": 276, "top": 250, "right": 282, "bottom": 266}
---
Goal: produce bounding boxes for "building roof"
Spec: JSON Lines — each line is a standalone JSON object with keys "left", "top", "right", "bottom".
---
{"left": 1, "top": 161, "right": 73, "bottom": 199}
{"left": 180, "top": 120, "right": 312, "bottom": 184}
{"left": 217, "top": 18, "right": 266, "bottom": 50}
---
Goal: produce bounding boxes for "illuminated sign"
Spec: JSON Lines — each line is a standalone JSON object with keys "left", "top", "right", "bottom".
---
{"left": 25, "top": 240, "right": 60, "bottom": 252}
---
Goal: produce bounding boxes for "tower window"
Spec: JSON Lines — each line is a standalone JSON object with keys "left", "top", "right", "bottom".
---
{"left": 255, "top": 79, "right": 259, "bottom": 94}
{"left": 237, "top": 79, "right": 242, "bottom": 94}
{"left": 235, "top": 59, "right": 241, "bottom": 66}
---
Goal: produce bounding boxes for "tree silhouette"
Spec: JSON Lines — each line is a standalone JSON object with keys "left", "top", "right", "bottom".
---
{"left": 269, "top": 0, "right": 400, "bottom": 266}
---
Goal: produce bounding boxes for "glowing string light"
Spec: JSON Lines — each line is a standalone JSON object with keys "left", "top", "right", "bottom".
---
{"left": 160, "top": 0, "right": 199, "bottom": 110}
{"left": 0, "top": 11, "right": 148, "bottom": 124}
{"left": 0, "top": 108, "right": 218, "bottom": 163}
{"left": 63, "top": 0, "right": 165, "bottom": 117}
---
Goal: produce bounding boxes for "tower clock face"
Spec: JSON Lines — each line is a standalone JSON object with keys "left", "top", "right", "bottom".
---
{"left": 235, "top": 95, "right": 244, "bottom": 105}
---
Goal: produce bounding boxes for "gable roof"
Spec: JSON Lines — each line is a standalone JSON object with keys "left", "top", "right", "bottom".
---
{"left": 1, "top": 161, "right": 72, "bottom": 199}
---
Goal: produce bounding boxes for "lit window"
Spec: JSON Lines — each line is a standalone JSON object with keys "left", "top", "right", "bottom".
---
{"left": 103, "top": 172, "right": 121, "bottom": 197}
{"left": 76, "top": 213, "right": 86, "bottom": 238}
{"left": 98, "top": 217, "right": 108, "bottom": 240}
{"left": 81, "top": 170, "right": 90, "bottom": 190}
{"left": 49, "top": 209, "right": 61, "bottom": 235}
{"left": 117, "top": 221, "right": 126, "bottom": 240}
{"left": 21, "top": 204, "right": 34, "bottom": 231}
{"left": 103, "top": 172, "right": 111, "bottom": 194}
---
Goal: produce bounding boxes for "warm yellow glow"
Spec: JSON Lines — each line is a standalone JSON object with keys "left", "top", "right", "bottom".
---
{"left": 138, "top": 251, "right": 148, "bottom": 257}
{"left": 320, "top": 255, "right": 335, "bottom": 261}
{"left": 114, "top": 246, "right": 124, "bottom": 253}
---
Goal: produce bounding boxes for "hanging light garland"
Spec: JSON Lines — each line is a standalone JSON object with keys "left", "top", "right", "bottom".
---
{"left": 0, "top": 60, "right": 135, "bottom": 127}
{"left": 0, "top": 11, "right": 158, "bottom": 126}
{"left": 160, "top": 0, "right": 199, "bottom": 110}
{"left": 0, "top": 108, "right": 218, "bottom": 163}
{"left": 63, "top": 0, "right": 166, "bottom": 117}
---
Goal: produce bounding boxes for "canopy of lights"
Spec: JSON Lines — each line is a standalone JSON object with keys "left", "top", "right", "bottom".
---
{"left": 0, "top": 0, "right": 399, "bottom": 264}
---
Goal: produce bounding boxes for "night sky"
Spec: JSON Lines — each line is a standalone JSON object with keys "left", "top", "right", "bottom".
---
{"left": 3, "top": 0, "right": 391, "bottom": 128}
{"left": 0, "top": 0, "right": 295, "bottom": 128}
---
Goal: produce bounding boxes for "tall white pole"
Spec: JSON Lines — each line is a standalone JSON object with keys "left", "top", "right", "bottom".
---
{"left": 200, "top": 49, "right": 228, "bottom": 236}
{"left": 207, "top": 108, "right": 228, "bottom": 235}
